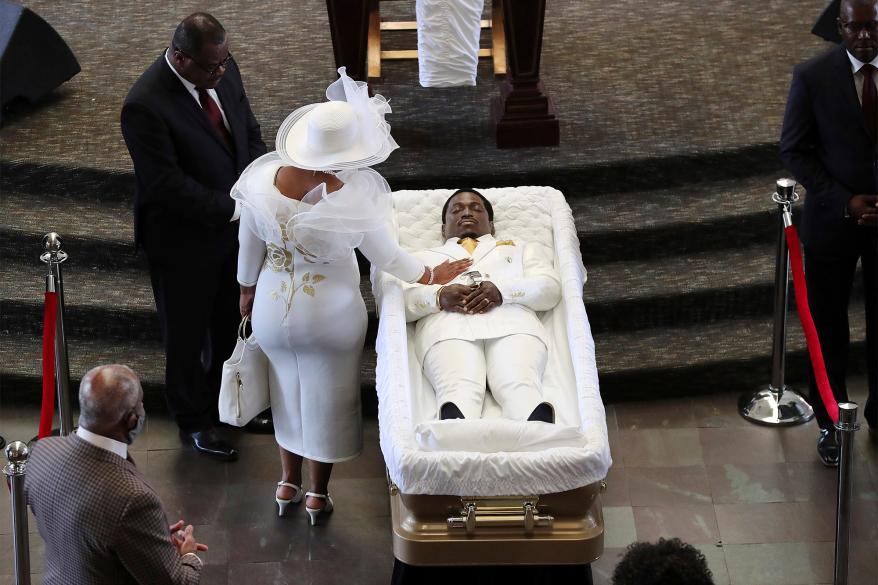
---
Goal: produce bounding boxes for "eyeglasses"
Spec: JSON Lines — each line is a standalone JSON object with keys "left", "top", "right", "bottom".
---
{"left": 839, "top": 19, "right": 878, "bottom": 34}
{"left": 174, "top": 47, "right": 233, "bottom": 76}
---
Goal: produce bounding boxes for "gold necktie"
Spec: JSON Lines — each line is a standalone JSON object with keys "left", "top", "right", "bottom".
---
{"left": 457, "top": 237, "right": 478, "bottom": 255}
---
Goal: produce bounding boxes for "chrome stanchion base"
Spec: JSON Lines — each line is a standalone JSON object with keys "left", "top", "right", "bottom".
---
{"left": 739, "top": 385, "right": 815, "bottom": 426}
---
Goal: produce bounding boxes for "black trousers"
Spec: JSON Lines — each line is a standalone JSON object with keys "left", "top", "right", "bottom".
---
{"left": 804, "top": 227, "right": 878, "bottom": 430}
{"left": 147, "top": 247, "right": 241, "bottom": 432}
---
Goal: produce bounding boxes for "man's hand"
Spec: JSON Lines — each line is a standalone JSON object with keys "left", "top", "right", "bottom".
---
{"left": 463, "top": 281, "right": 503, "bottom": 314}
{"left": 240, "top": 285, "right": 256, "bottom": 317}
{"left": 438, "top": 284, "right": 477, "bottom": 313}
{"left": 170, "top": 520, "right": 208, "bottom": 556}
{"left": 848, "top": 195, "right": 878, "bottom": 226}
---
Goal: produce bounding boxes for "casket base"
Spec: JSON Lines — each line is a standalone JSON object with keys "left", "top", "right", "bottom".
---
{"left": 389, "top": 482, "right": 604, "bottom": 566}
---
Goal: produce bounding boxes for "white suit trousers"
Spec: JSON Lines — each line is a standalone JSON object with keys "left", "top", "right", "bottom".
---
{"left": 423, "top": 334, "right": 548, "bottom": 420}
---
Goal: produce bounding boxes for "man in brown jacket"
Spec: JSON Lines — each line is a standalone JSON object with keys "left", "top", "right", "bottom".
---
{"left": 24, "top": 365, "right": 207, "bottom": 584}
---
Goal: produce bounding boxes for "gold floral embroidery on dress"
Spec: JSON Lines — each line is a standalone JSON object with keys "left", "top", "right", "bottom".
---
{"left": 265, "top": 243, "right": 327, "bottom": 318}
{"left": 496, "top": 240, "right": 516, "bottom": 246}
{"left": 273, "top": 271, "right": 327, "bottom": 317}
{"left": 265, "top": 243, "right": 294, "bottom": 273}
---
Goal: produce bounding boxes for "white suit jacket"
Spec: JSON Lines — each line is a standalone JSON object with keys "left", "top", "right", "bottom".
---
{"left": 403, "top": 234, "right": 562, "bottom": 360}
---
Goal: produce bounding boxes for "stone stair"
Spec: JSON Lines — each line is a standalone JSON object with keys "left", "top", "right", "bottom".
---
{"left": 0, "top": 158, "right": 868, "bottom": 412}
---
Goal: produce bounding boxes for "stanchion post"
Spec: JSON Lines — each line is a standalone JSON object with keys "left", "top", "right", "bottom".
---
{"left": 40, "top": 233, "right": 73, "bottom": 436}
{"left": 738, "top": 179, "right": 815, "bottom": 425}
{"left": 5, "top": 441, "right": 32, "bottom": 585}
{"left": 834, "top": 402, "right": 859, "bottom": 585}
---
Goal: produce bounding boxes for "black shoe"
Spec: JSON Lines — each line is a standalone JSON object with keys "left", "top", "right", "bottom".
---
{"left": 244, "top": 413, "right": 274, "bottom": 434}
{"left": 440, "top": 403, "right": 465, "bottom": 420}
{"left": 180, "top": 427, "right": 238, "bottom": 461}
{"left": 817, "top": 428, "right": 839, "bottom": 467}
{"left": 527, "top": 402, "right": 555, "bottom": 423}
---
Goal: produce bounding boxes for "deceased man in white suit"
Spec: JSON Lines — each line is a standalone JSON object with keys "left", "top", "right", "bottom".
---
{"left": 403, "top": 189, "right": 562, "bottom": 422}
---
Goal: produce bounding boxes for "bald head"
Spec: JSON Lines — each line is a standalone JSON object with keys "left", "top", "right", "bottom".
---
{"left": 169, "top": 12, "right": 230, "bottom": 90}
{"left": 172, "top": 12, "right": 226, "bottom": 55}
{"left": 78, "top": 365, "right": 142, "bottom": 431}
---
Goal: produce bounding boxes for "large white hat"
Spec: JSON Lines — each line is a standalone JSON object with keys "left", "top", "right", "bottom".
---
{"left": 275, "top": 67, "right": 399, "bottom": 171}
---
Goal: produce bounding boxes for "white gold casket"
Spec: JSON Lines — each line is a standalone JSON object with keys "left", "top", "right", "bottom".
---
{"left": 373, "top": 186, "right": 611, "bottom": 565}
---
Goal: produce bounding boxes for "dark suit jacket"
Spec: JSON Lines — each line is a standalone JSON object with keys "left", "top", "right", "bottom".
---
{"left": 121, "top": 52, "right": 267, "bottom": 260}
{"left": 24, "top": 435, "right": 200, "bottom": 585}
{"left": 780, "top": 45, "right": 878, "bottom": 254}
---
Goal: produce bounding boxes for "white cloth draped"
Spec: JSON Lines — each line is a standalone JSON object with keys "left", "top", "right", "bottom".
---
{"left": 416, "top": 0, "right": 485, "bottom": 87}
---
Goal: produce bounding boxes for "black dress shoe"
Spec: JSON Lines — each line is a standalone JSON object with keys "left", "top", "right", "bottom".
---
{"left": 440, "top": 403, "right": 465, "bottom": 420}
{"left": 817, "top": 428, "right": 839, "bottom": 467}
{"left": 180, "top": 427, "right": 238, "bottom": 461}
{"left": 244, "top": 413, "right": 274, "bottom": 434}
{"left": 527, "top": 402, "right": 555, "bottom": 423}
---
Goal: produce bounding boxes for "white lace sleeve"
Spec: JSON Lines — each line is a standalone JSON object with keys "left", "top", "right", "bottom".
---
{"left": 358, "top": 224, "right": 424, "bottom": 283}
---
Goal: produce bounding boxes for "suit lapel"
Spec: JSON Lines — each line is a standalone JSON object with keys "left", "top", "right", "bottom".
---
{"left": 435, "top": 239, "right": 469, "bottom": 261}
{"left": 832, "top": 46, "right": 873, "bottom": 141}
{"left": 215, "top": 79, "right": 243, "bottom": 158}
{"left": 158, "top": 54, "right": 235, "bottom": 156}
{"left": 470, "top": 236, "right": 498, "bottom": 265}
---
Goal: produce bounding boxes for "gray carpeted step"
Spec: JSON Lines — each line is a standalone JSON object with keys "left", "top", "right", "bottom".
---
{"left": 9, "top": 235, "right": 863, "bottom": 345}
{"left": 574, "top": 171, "right": 788, "bottom": 264}
{"left": 594, "top": 303, "right": 869, "bottom": 400}
{"left": 0, "top": 258, "right": 378, "bottom": 342}
{"left": 4, "top": 301, "right": 866, "bottom": 407}
{"left": 584, "top": 243, "right": 865, "bottom": 333}
{"left": 0, "top": 332, "right": 383, "bottom": 415}
{"left": 1, "top": 162, "right": 794, "bottom": 271}
{"left": 595, "top": 303, "right": 867, "bottom": 375}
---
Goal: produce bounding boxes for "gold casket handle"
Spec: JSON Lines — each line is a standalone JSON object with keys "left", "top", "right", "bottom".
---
{"left": 447, "top": 500, "right": 554, "bottom": 535}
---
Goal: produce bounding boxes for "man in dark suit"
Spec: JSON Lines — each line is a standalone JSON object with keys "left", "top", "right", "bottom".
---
{"left": 25, "top": 365, "right": 208, "bottom": 584}
{"left": 121, "top": 13, "right": 270, "bottom": 460}
{"left": 780, "top": 0, "right": 878, "bottom": 466}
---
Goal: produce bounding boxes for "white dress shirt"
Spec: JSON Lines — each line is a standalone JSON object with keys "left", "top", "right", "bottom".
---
{"left": 846, "top": 51, "right": 878, "bottom": 104}
{"left": 76, "top": 426, "right": 128, "bottom": 459}
{"left": 164, "top": 49, "right": 240, "bottom": 222}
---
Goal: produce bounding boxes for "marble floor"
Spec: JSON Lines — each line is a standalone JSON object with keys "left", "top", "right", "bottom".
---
{"left": 1, "top": 379, "right": 876, "bottom": 585}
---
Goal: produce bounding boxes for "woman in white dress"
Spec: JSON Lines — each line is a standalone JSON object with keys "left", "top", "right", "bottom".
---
{"left": 233, "top": 69, "right": 469, "bottom": 525}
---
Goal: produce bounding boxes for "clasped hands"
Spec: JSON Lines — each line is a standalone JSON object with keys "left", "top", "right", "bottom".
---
{"left": 439, "top": 282, "right": 503, "bottom": 314}
{"left": 848, "top": 195, "right": 878, "bottom": 226}
{"left": 169, "top": 519, "right": 209, "bottom": 557}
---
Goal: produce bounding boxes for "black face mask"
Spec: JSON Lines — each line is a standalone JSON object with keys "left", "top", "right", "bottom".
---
{"left": 126, "top": 413, "right": 145, "bottom": 445}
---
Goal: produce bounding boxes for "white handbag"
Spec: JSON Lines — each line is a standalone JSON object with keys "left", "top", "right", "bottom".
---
{"left": 219, "top": 316, "right": 270, "bottom": 426}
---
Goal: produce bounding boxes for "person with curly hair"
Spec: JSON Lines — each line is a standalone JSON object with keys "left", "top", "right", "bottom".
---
{"left": 612, "top": 538, "right": 715, "bottom": 585}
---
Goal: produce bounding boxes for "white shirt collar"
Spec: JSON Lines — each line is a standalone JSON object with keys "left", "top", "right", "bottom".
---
{"left": 165, "top": 48, "right": 199, "bottom": 97}
{"left": 846, "top": 50, "right": 878, "bottom": 73}
{"left": 76, "top": 427, "right": 128, "bottom": 459}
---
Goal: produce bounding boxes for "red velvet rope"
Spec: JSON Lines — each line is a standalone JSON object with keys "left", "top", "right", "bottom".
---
{"left": 784, "top": 225, "right": 840, "bottom": 424}
{"left": 38, "top": 291, "right": 58, "bottom": 439}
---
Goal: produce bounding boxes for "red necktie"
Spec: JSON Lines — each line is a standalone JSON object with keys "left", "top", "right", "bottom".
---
{"left": 197, "top": 88, "right": 234, "bottom": 149}
{"left": 861, "top": 64, "right": 877, "bottom": 140}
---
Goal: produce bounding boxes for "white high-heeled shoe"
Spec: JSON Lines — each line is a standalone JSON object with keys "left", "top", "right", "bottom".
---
{"left": 304, "top": 492, "right": 334, "bottom": 526}
{"left": 276, "top": 481, "right": 303, "bottom": 517}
